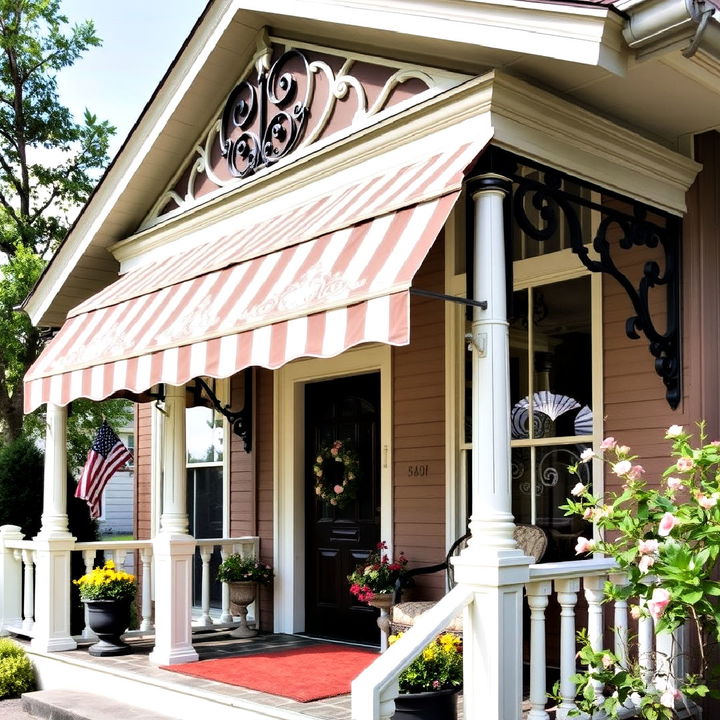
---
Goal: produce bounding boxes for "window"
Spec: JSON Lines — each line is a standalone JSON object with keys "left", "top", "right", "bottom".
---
{"left": 186, "top": 378, "right": 228, "bottom": 608}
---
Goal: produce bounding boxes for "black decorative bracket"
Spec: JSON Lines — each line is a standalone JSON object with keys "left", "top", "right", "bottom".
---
{"left": 504, "top": 154, "right": 682, "bottom": 409}
{"left": 190, "top": 371, "right": 253, "bottom": 452}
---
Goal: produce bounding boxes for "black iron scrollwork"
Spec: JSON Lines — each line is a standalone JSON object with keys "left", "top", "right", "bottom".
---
{"left": 509, "top": 160, "right": 681, "bottom": 409}
{"left": 219, "top": 50, "right": 310, "bottom": 179}
{"left": 191, "top": 372, "right": 253, "bottom": 453}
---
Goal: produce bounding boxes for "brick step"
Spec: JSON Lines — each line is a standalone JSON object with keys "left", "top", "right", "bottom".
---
{"left": 21, "top": 690, "right": 176, "bottom": 720}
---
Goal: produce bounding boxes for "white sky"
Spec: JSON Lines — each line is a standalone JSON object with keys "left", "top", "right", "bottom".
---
{"left": 57, "top": 1, "right": 205, "bottom": 157}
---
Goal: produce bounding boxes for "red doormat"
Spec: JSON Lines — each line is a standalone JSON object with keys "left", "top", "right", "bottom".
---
{"left": 162, "top": 643, "right": 378, "bottom": 702}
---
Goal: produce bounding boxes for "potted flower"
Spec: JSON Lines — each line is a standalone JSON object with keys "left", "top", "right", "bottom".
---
{"left": 558, "top": 424, "right": 720, "bottom": 719}
{"left": 73, "top": 560, "right": 137, "bottom": 656}
{"left": 348, "top": 541, "right": 408, "bottom": 645}
{"left": 348, "top": 541, "right": 408, "bottom": 604}
{"left": 216, "top": 554, "right": 273, "bottom": 638}
{"left": 389, "top": 632, "right": 463, "bottom": 720}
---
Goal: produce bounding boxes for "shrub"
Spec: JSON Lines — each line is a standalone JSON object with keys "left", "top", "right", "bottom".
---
{"left": 216, "top": 554, "right": 273, "bottom": 584}
{"left": 0, "top": 639, "right": 34, "bottom": 698}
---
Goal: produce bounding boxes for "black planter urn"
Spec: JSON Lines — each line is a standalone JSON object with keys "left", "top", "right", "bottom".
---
{"left": 84, "top": 598, "right": 132, "bottom": 656}
{"left": 393, "top": 687, "right": 460, "bottom": 720}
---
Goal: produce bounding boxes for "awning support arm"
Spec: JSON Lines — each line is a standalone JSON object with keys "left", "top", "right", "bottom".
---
{"left": 410, "top": 287, "right": 487, "bottom": 310}
{"left": 193, "top": 371, "right": 253, "bottom": 453}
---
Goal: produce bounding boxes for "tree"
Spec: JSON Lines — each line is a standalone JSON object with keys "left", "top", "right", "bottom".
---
{"left": 0, "top": 0, "right": 115, "bottom": 443}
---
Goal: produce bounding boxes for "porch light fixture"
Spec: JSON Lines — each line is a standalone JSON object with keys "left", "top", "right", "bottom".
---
{"left": 187, "top": 371, "right": 253, "bottom": 452}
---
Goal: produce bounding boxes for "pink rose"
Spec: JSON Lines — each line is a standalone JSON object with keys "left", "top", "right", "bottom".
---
{"left": 660, "top": 688, "right": 680, "bottom": 708}
{"left": 666, "top": 424, "right": 683, "bottom": 438}
{"left": 612, "top": 460, "right": 632, "bottom": 476}
{"left": 575, "top": 537, "right": 595, "bottom": 555}
{"left": 583, "top": 507, "right": 593, "bottom": 520}
{"left": 617, "top": 445, "right": 631, "bottom": 455}
{"left": 570, "top": 482, "right": 586, "bottom": 496}
{"left": 658, "top": 512, "right": 677, "bottom": 537}
{"left": 667, "top": 476, "right": 684, "bottom": 491}
{"left": 333, "top": 485, "right": 344, "bottom": 494}
{"left": 638, "top": 555, "right": 655, "bottom": 573}
{"left": 638, "top": 539, "right": 658, "bottom": 555}
{"left": 579, "top": 448, "right": 594, "bottom": 463}
{"left": 711, "top": 440, "right": 720, "bottom": 447}
{"left": 330, "top": 448, "right": 339, "bottom": 456}
{"left": 627, "top": 465, "right": 645, "bottom": 480}
{"left": 676, "top": 456, "right": 694, "bottom": 472}
{"left": 647, "top": 587, "right": 671, "bottom": 620}
{"left": 600, "top": 437, "right": 616, "bottom": 450}
{"left": 698, "top": 494, "right": 717, "bottom": 509}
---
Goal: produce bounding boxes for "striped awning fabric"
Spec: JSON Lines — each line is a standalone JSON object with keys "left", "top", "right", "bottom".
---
{"left": 24, "top": 126, "right": 493, "bottom": 412}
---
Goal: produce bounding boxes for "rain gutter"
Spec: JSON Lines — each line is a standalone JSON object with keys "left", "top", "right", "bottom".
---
{"left": 618, "top": 0, "right": 720, "bottom": 59}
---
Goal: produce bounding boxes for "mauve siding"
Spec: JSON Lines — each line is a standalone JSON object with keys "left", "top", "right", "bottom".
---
{"left": 229, "top": 371, "right": 255, "bottom": 537}
{"left": 254, "top": 367, "right": 275, "bottom": 631}
{"left": 392, "top": 234, "right": 447, "bottom": 600}
{"left": 135, "top": 402, "right": 152, "bottom": 540}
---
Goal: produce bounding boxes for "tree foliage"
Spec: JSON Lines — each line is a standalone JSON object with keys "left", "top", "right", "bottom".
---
{"left": 0, "top": 0, "right": 115, "bottom": 443}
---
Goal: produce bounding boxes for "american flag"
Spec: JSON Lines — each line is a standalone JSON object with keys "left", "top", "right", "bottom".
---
{"left": 75, "top": 421, "right": 133, "bottom": 519}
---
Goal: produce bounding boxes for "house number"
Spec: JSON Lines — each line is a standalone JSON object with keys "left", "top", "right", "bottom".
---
{"left": 408, "top": 464, "right": 429, "bottom": 477}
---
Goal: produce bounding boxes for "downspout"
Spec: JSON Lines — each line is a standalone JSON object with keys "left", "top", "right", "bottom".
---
{"left": 621, "top": 0, "right": 719, "bottom": 60}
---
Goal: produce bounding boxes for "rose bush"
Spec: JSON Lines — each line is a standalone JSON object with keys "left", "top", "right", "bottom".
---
{"left": 559, "top": 424, "right": 720, "bottom": 719}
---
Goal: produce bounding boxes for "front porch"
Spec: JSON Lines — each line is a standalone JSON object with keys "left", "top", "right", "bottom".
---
{"left": 0, "top": 530, "right": 667, "bottom": 720}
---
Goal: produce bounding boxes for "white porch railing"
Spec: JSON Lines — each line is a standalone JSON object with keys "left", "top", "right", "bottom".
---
{"left": 0, "top": 526, "right": 259, "bottom": 643}
{"left": 352, "top": 557, "right": 679, "bottom": 720}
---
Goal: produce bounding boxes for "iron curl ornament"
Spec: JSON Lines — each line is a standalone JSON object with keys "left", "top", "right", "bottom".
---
{"left": 219, "top": 49, "right": 310, "bottom": 178}
{"left": 507, "top": 160, "right": 681, "bottom": 409}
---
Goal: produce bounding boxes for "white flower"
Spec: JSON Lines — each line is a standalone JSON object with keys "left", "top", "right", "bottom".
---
{"left": 580, "top": 448, "right": 594, "bottom": 463}
{"left": 666, "top": 424, "right": 684, "bottom": 438}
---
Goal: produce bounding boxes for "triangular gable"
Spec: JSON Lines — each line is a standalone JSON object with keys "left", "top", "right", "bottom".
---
{"left": 141, "top": 32, "right": 471, "bottom": 229}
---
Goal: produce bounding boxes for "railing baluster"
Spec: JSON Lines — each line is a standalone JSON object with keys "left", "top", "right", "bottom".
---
{"left": 526, "top": 580, "right": 552, "bottom": 720}
{"left": 584, "top": 575, "right": 606, "bottom": 700}
{"left": 639, "top": 597, "right": 655, "bottom": 687}
{"left": 609, "top": 572, "right": 629, "bottom": 667}
{"left": 20, "top": 549, "right": 34, "bottom": 635}
{"left": 555, "top": 577, "right": 580, "bottom": 720}
{"left": 140, "top": 547, "right": 153, "bottom": 632}
{"left": 220, "top": 545, "right": 232, "bottom": 623}
{"left": 81, "top": 550, "right": 98, "bottom": 639}
{"left": 198, "top": 544, "right": 213, "bottom": 627}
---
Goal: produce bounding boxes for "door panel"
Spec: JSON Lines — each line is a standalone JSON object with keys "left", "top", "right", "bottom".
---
{"left": 305, "top": 373, "right": 381, "bottom": 644}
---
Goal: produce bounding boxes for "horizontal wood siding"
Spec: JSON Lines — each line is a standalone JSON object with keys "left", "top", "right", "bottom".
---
{"left": 392, "top": 235, "right": 446, "bottom": 600}
{"left": 255, "top": 368, "right": 274, "bottom": 631}
{"left": 229, "top": 371, "right": 255, "bottom": 537}
{"left": 135, "top": 402, "right": 152, "bottom": 540}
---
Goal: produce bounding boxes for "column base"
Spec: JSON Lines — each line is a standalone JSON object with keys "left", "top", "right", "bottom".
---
{"left": 31, "top": 636, "right": 77, "bottom": 652}
{"left": 149, "top": 646, "right": 199, "bottom": 666}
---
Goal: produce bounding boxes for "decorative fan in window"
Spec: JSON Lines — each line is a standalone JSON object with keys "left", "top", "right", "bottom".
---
{"left": 511, "top": 391, "right": 592, "bottom": 438}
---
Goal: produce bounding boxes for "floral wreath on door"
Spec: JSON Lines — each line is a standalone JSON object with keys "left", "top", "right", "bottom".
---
{"left": 313, "top": 440, "right": 359, "bottom": 508}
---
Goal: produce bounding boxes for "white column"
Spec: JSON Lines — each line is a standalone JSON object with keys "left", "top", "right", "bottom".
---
{"left": 526, "top": 580, "right": 552, "bottom": 720}
{"left": 452, "top": 175, "right": 532, "bottom": 720}
{"left": 32, "top": 403, "right": 76, "bottom": 652}
{"left": 0, "top": 526, "right": 23, "bottom": 635}
{"left": 149, "top": 384, "right": 198, "bottom": 665}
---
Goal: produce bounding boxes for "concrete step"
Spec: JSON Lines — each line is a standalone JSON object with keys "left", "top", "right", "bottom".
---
{"left": 21, "top": 690, "right": 176, "bottom": 720}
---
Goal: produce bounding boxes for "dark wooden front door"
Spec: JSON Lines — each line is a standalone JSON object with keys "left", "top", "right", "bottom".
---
{"left": 305, "top": 373, "right": 381, "bottom": 644}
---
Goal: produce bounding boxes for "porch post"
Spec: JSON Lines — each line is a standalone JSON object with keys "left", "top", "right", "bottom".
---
{"left": 32, "top": 403, "right": 77, "bottom": 651}
{"left": 148, "top": 384, "right": 199, "bottom": 665}
{"left": 452, "top": 174, "right": 531, "bottom": 719}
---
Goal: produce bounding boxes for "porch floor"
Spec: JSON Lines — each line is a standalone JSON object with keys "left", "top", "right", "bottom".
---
{"left": 18, "top": 631, "right": 471, "bottom": 720}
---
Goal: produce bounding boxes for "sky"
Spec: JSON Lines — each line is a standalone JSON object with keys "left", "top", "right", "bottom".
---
{"left": 57, "top": 1, "right": 206, "bottom": 157}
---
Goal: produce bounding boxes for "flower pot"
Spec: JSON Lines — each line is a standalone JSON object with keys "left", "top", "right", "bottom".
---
{"left": 229, "top": 581, "right": 257, "bottom": 638}
{"left": 393, "top": 686, "right": 460, "bottom": 720}
{"left": 84, "top": 598, "right": 132, "bottom": 656}
{"left": 367, "top": 594, "right": 393, "bottom": 648}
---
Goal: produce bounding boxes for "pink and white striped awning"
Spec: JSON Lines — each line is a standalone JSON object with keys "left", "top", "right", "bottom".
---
{"left": 24, "top": 128, "right": 493, "bottom": 412}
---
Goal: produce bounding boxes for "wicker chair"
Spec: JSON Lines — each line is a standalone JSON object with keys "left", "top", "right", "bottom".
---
{"left": 390, "top": 524, "right": 548, "bottom": 634}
